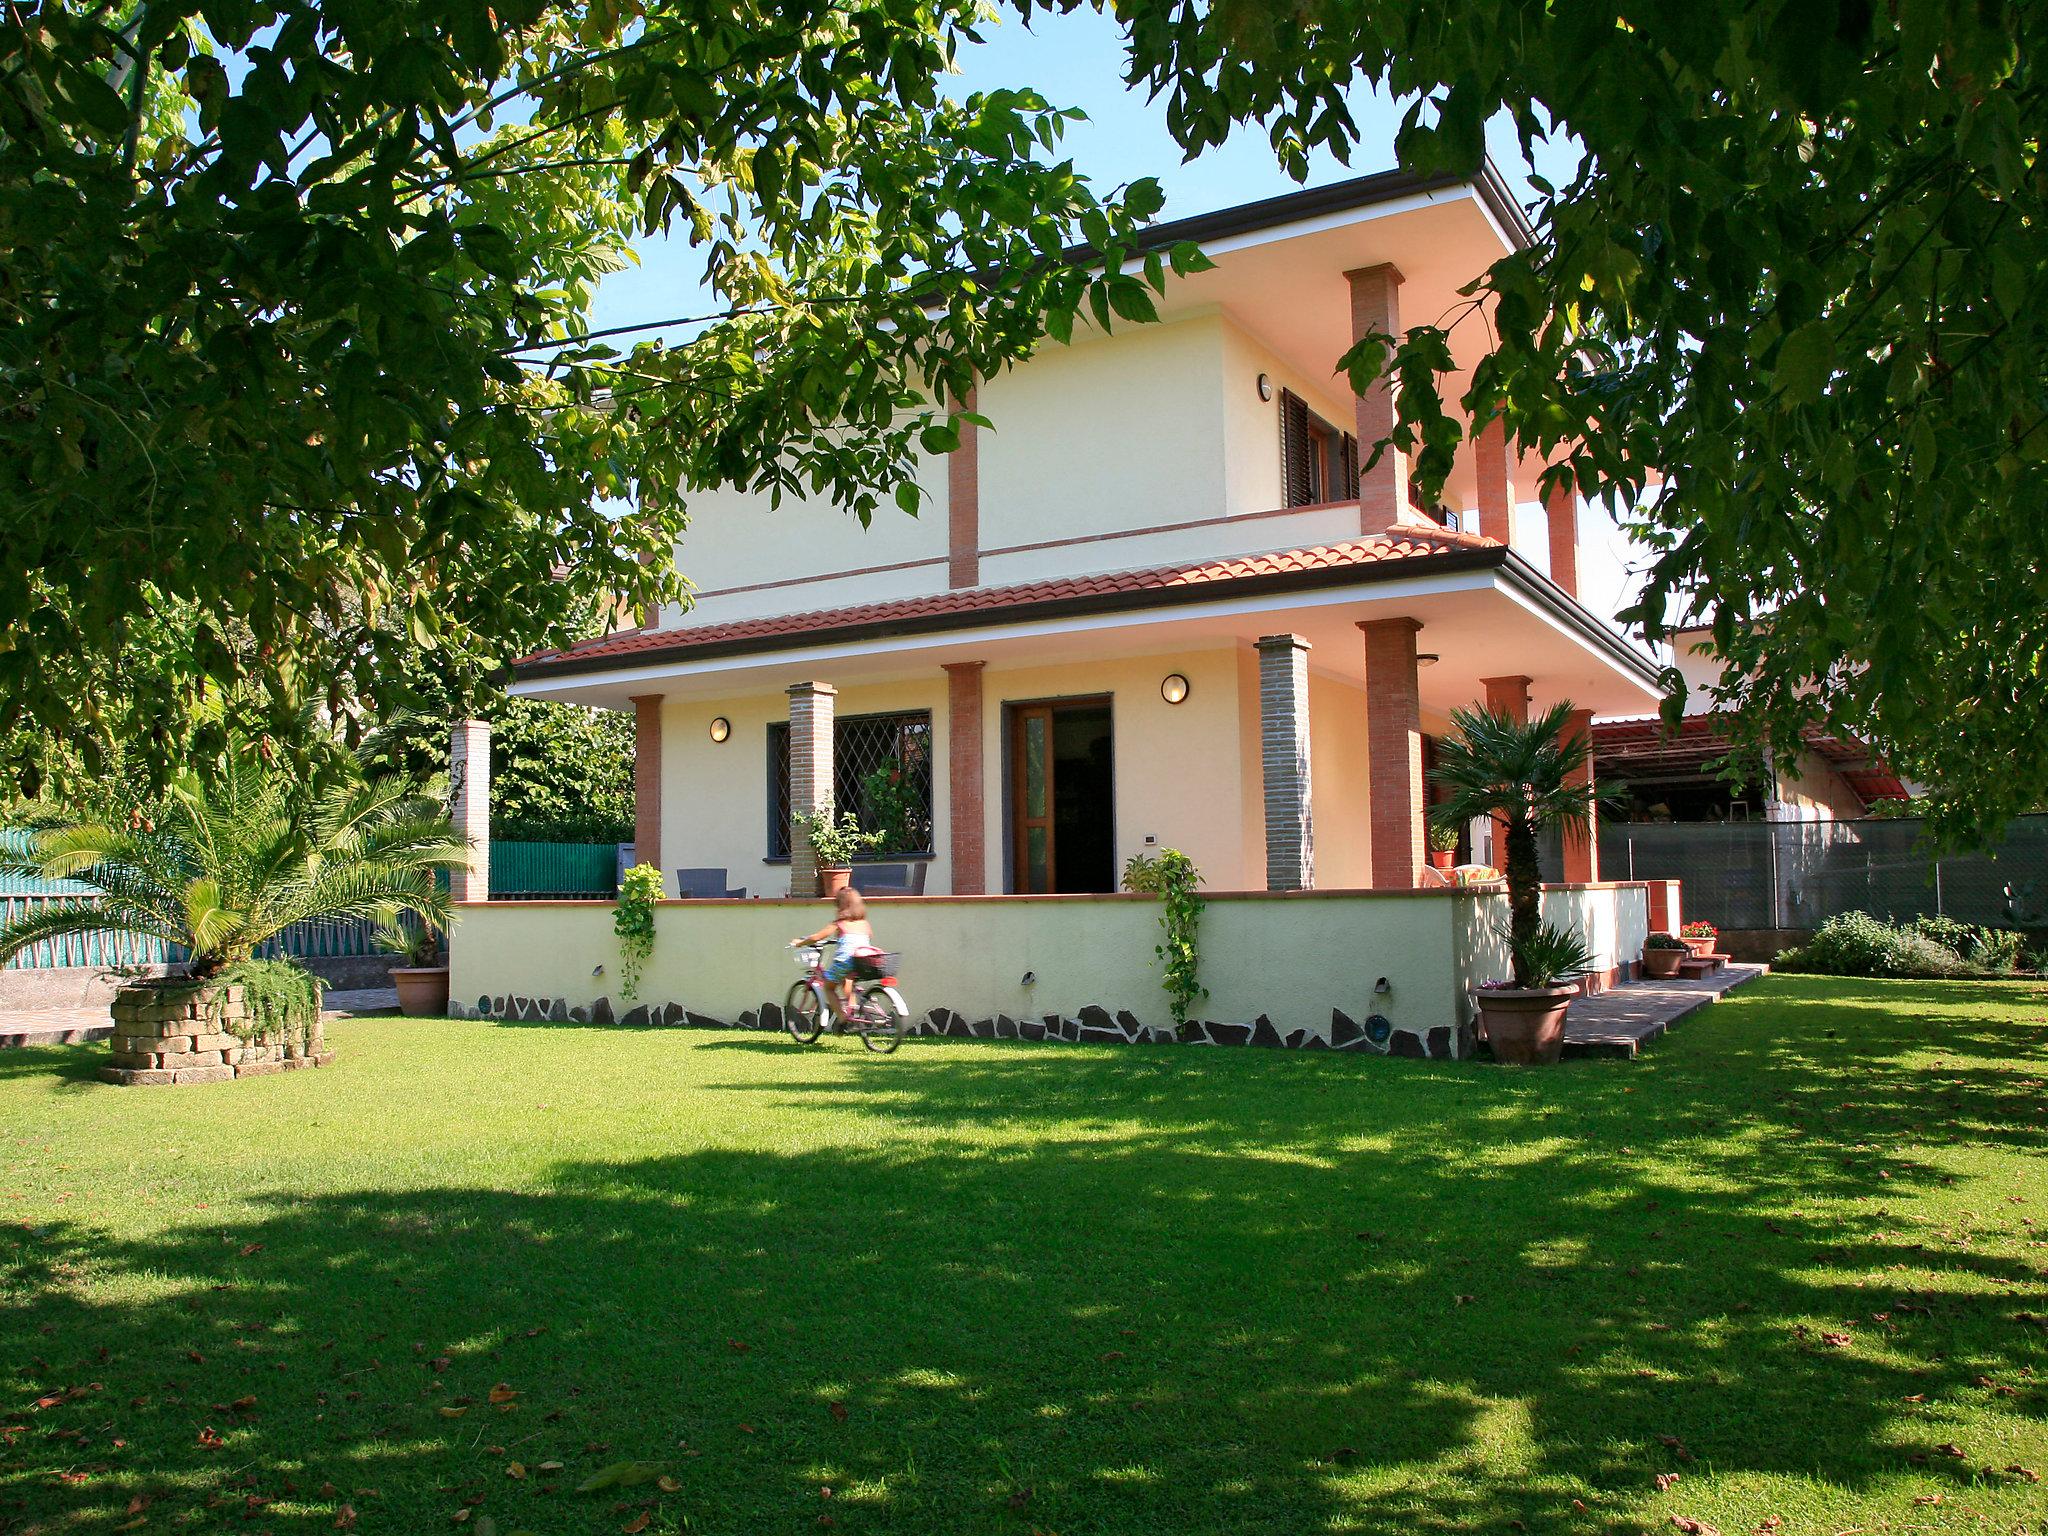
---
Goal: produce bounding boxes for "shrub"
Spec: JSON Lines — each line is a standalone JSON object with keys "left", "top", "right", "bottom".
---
{"left": 1781, "top": 911, "right": 1976, "bottom": 979}
{"left": 1644, "top": 931, "right": 1688, "bottom": 951}
{"left": 1905, "top": 915, "right": 2028, "bottom": 973}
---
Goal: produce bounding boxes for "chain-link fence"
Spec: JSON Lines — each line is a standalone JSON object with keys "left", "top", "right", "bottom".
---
{"left": 1598, "top": 814, "right": 2048, "bottom": 931}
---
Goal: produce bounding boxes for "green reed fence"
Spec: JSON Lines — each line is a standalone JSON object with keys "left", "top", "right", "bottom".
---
{"left": 489, "top": 841, "right": 619, "bottom": 900}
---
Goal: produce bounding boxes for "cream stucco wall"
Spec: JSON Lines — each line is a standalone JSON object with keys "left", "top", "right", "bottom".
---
{"left": 1307, "top": 667, "right": 1374, "bottom": 888}
{"left": 1772, "top": 749, "right": 1868, "bottom": 821}
{"left": 1219, "top": 315, "right": 1362, "bottom": 518}
{"left": 972, "top": 644, "right": 1256, "bottom": 893}
{"left": 1451, "top": 884, "right": 1654, "bottom": 1006}
{"left": 658, "top": 679, "right": 952, "bottom": 900}
{"left": 976, "top": 314, "right": 1229, "bottom": 552}
{"left": 664, "top": 445, "right": 950, "bottom": 627}
{"left": 450, "top": 890, "right": 1467, "bottom": 1042}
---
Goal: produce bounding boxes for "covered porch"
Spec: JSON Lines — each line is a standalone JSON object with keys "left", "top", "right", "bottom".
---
{"left": 502, "top": 531, "right": 1663, "bottom": 900}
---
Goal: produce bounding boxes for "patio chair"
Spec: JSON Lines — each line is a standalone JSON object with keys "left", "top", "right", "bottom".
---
{"left": 854, "top": 862, "right": 928, "bottom": 896}
{"left": 675, "top": 867, "right": 747, "bottom": 899}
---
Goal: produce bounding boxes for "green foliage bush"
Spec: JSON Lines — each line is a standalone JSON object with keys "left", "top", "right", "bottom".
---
{"left": 1780, "top": 912, "right": 1977, "bottom": 979}
{"left": 1907, "top": 915, "right": 2025, "bottom": 974}
{"left": 1122, "top": 850, "right": 1207, "bottom": 1028}
{"left": 613, "top": 864, "right": 665, "bottom": 1002}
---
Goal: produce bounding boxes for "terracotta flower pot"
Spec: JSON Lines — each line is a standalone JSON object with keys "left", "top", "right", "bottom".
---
{"left": 1428, "top": 849, "right": 1456, "bottom": 873}
{"left": 1682, "top": 935, "right": 1717, "bottom": 959}
{"left": 1476, "top": 984, "right": 1579, "bottom": 1065}
{"left": 1642, "top": 947, "right": 1685, "bottom": 979}
{"left": 390, "top": 966, "right": 450, "bottom": 1017}
{"left": 819, "top": 866, "right": 852, "bottom": 898}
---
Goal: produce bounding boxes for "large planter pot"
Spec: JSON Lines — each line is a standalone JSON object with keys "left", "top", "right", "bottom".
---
{"left": 1476, "top": 985, "right": 1579, "bottom": 1066}
{"left": 1642, "top": 947, "right": 1685, "bottom": 979}
{"left": 1682, "top": 935, "right": 1717, "bottom": 959}
{"left": 1428, "top": 849, "right": 1456, "bottom": 873}
{"left": 819, "top": 866, "right": 853, "bottom": 898}
{"left": 391, "top": 966, "right": 451, "bottom": 1017}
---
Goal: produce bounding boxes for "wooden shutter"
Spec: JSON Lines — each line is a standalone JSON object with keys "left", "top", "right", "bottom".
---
{"left": 1340, "top": 432, "right": 1360, "bottom": 499}
{"left": 1279, "top": 390, "right": 1314, "bottom": 507}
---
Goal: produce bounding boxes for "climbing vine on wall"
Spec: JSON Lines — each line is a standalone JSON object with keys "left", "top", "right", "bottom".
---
{"left": 1123, "top": 849, "right": 1207, "bottom": 1029}
{"left": 614, "top": 864, "right": 664, "bottom": 1001}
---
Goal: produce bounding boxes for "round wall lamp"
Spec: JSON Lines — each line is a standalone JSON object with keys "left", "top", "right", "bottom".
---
{"left": 1416, "top": 653, "right": 1440, "bottom": 668}
{"left": 1160, "top": 673, "right": 1191, "bottom": 705}
{"left": 708, "top": 716, "right": 731, "bottom": 743}
{"left": 1256, "top": 372, "right": 1273, "bottom": 402}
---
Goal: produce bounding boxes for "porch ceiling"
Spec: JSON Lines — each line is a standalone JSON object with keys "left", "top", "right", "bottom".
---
{"left": 513, "top": 561, "right": 1662, "bottom": 720}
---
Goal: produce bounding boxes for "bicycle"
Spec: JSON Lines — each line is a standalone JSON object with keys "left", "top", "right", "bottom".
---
{"left": 784, "top": 943, "right": 908, "bottom": 1053}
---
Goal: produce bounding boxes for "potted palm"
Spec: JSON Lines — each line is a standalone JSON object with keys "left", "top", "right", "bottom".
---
{"left": 1430, "top": 701, "right": 1611, "bottom": 1065}
{"left": 376, "top": 911, "right": 449, "bottom": 1016}
{"left": 1642, "top": 931, "right": 1688, "bottom": 979}
{"left": 0, "top": 746, "right": 467, "bottom": 1083}
{"left": 791, "top": 798, "right": 886, "bottom": 897}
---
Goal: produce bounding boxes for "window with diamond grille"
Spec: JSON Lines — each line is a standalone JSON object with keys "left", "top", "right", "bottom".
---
{"left": 767, "top": 710, "right": 934, "bottom": 858}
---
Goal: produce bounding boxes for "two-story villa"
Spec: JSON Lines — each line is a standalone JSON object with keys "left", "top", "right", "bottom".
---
{"left": 511, "top": 164, "right": 1666, "bottom": 900}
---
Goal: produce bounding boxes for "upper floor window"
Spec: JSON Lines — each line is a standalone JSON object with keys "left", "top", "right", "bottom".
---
{"left": 768, "top": 710, "right": 934, "bottom": 859}
{"left": 1279, "top": 389, "right": 1360, "bottom": 507}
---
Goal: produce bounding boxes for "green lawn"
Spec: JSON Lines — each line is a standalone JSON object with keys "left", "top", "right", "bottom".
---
{"left": 3, "top": 976, "right": 2046, "bottom": 1535}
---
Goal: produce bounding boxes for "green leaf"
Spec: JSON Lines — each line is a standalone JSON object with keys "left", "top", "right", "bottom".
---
{"left": 1774, "top": 323, "right": 1835, "bottom": 407}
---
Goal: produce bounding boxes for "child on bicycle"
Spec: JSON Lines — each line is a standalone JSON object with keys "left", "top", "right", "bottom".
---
{"left": 792, "top": 886, "right": 874, "bottom": 1018}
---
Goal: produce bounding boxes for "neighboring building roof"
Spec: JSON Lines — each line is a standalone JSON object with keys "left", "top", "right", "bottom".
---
{"left": 518, "top": 525, "right": 1507, "bottom": 680}
{"left": 1591, "top": 715, "right": 1907, "bottom": 806}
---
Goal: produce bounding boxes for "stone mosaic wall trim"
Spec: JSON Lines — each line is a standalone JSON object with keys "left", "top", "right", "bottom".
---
{"left": 450, "top": 994, "right": 1474, "bottom": 1059}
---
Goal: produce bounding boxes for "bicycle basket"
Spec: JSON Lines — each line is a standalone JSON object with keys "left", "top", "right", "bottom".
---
{"left": 851, "top": 950, "right": 900, "bottom": 981}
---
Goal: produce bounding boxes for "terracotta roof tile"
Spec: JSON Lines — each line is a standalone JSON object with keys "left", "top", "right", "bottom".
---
{"left": 519, "top": 523, "right": 1501, "bottom": 676}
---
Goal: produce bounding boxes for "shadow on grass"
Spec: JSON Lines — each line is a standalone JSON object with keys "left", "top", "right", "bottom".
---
{"left": 5, "top": 975, "right": 2046, "bottom": 1533}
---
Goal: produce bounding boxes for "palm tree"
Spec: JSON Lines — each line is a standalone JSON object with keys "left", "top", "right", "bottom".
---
{"left": 0, "top": 750, "right": 468, "bottom": 979}
{"left": 1428, "top": 702, "right": 1609, "bottom": 988}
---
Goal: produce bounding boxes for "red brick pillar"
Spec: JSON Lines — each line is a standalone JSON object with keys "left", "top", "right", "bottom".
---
{"left": 1474, "top": 416, "right": 1515, "bottom": 545}
{"left": 450, "top": 718, "right": 490, "bottom": 903}
{"left": 1359, "top": 618, "right": 1426, "bottom": 889}
{"left": 1475, "top": 676, "right": 1532, "bottom": 869}
{"left": 786, "top": 682, "right": 836, "bottom": 897}
{"left": 629, "top": 695, "right": 663, "bottom": 886}
{"left": 1560, "top": 706, "right": 1600, "bottom": 883}
{"left": 1344, "top": 263, "right": 1413, "bottom": 535}
{"left": 1256, "top": 633, "right": 1316, "bottom": 891}
{"left": 948, "top": 387, "right": 979, "bottom": 589}
{"left": 942, "top": 661, "right": 986, "bottom": 894}
{"left": 1545, "top": 474, "right": 1580, "bottom": 598}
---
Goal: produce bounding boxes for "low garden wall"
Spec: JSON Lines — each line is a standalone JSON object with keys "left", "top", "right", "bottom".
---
{"left": 1451, "top": 883, "right": 1654, "bottom": 1001}
{"left": 450, "top": 883, "right": 1661, "bottom": 1060}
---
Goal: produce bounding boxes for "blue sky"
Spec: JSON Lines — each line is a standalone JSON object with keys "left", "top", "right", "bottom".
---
{"left": 589, "top": 9, "right": 1569, "bottom": 336}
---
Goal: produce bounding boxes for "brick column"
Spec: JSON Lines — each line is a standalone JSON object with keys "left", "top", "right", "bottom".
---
{"left": 786, "top": 681, "right": 836, "bottom": 897}
{"left": 1344, "top": 263, "right": 1415, "bottom": 535}
{"left": 1481, "top": 674, "right": 1532, "bottom": 723}
{"left": 942, "top": 661, "right": 986, "bottom": 894}
{"left": 1474, "top": 416, "right": 1515, "bottom": 545}
{"left": 948, "top": 387, "right": 979, "bottom": 589}
{"left": 1560, "top": 706, "right": 1600, "bottom": 883}
{"left": 1359, "top": 618, "right": 1426, "bottom": 889}
{"left": 1475, "top": 676, "right": 1533, "bottom": 868}
{"left": 1545, "top": 474, "right": 1580, "bottom": 597}
{"left": 630, "top": 694, "right": 663, "bottom": 884}
{"left": 450, "top": 718, "right": 490, "bottom": 903}
{"left": 1255, "top": 634, "right": 1316, "bottom": 891}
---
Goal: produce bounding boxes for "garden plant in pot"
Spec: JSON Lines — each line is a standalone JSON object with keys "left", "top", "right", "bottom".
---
{"left": 792, "top": 798, "right": 887, "bottom": 897}
{"left": 1643, "top": 931, "right": 1688, "bottom": 979}
{"left": 1426, "top": 820, "right": 1460, "bottom": 873}
{"left": 1680, "top": 920, "right": 1720, "bottom": 959}
{"left": 376, "top": 911, "right": 449, "bottom": 1016}
{"left": 1430, "top": 702, "right": 1613, "bottom": 1065}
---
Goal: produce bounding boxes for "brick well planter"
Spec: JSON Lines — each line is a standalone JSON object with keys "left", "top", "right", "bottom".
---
{"left": 100, "top": 980, "right": 333, "bottom": 1086}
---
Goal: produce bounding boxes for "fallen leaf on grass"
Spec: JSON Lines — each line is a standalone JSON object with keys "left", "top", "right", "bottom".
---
{"left": 1820, "top": 1332, "right": 1852, "bottom": 1347}
{"left": 335, "top": 1505, "right": 357, "bottom": 1529}
{"left": 1654, "top": 1473, "right": 1681, "bottom": 1493}
{"left": 505, "top": 1463, "right": 524, "bottom": 1480}
{"left": 488, "top": 1385, "right": 518, "bottom": 1405}
{"left": 439, "top": 1407, "right": 469, "bottom": 1418}
{"left": 657, "top": 1476, "right": 681, "bottom": 1493}
{"left": 196, "top": 1426, "right": 224, "bottom": 1450}
{"left": 238, "top": 1243, "right": 264, "bottom": 1257}
{"left": 537, "top": 1461, "right": 564, "bottom": 1474}
{"left": 1669, "top": 1518, "right": 1720, "bottom": 1536}
{"left": 1914, "top": 1493, "right": 1943, "bottom": 1506}
{"left": 1936, "top": 1442, "right": 1966, "bottom": 1459}
{"left": 2005, "top": 1464, "right": 2041, "bottom": 1483}
{"left": 622, "top": 1516, "right": 650, "bottom": 1534}
{"left": 828, "top": 1402, "right": 847, "bottom": 1422}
